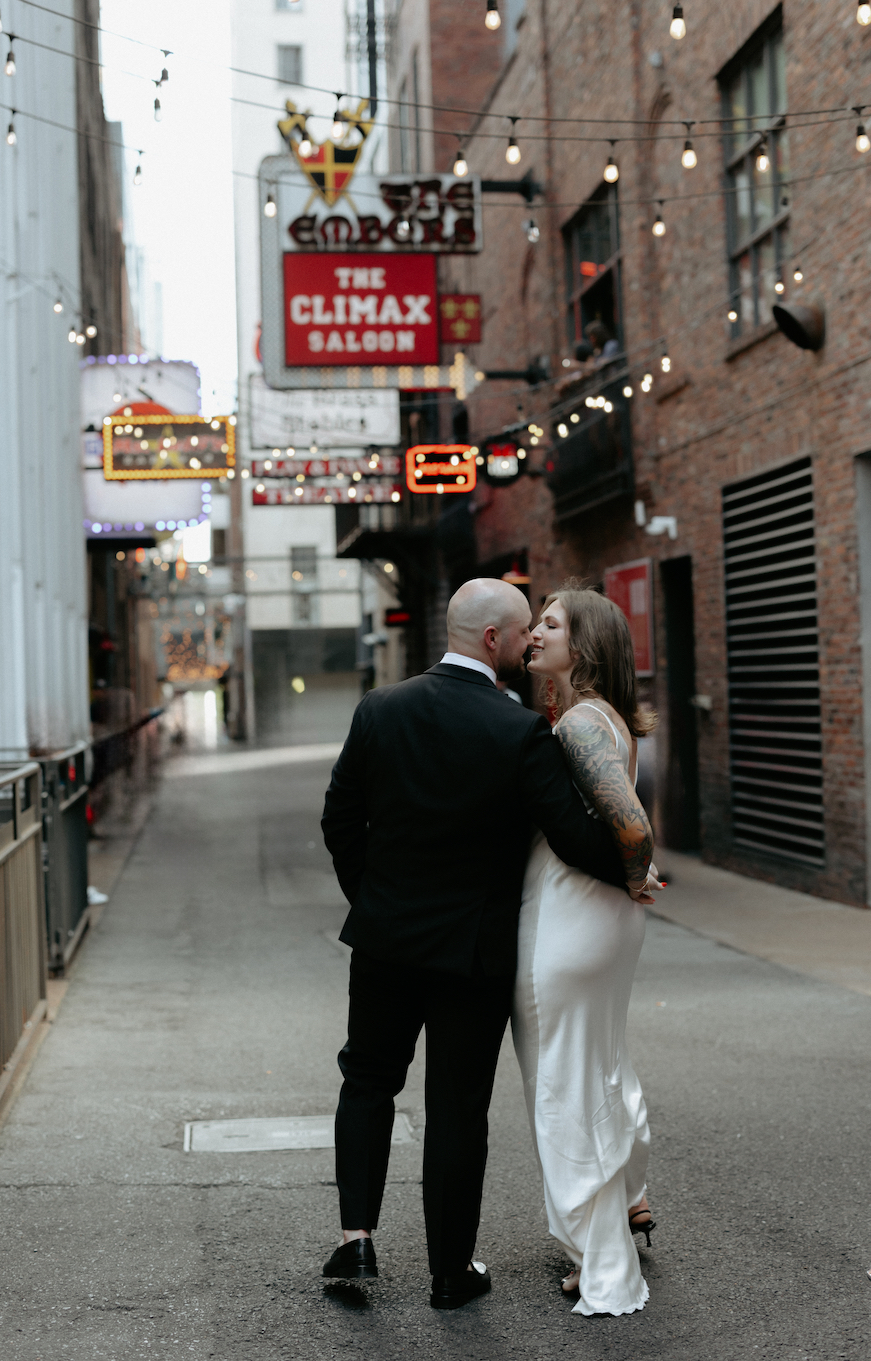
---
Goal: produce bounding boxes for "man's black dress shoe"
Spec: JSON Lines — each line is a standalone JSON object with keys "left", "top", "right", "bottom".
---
{"left": 323, "top": 1238, "right": 378, "bottom": 1279}
{"left": 430, "top": 1261, "right": 491, "bottom": 1310}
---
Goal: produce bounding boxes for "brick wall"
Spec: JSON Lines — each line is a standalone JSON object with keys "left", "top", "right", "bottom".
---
{"left": 429, "top": 0, "right": 871, "bottom": 905}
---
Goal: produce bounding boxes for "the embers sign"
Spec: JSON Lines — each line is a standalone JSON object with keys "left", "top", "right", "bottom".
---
{"left": 284, "top": 254, "right": 438, "bottom": 367}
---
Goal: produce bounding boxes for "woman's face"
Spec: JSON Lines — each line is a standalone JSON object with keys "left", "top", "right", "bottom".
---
{"left": 528, "top": 598, "right": 575, "bottom": 679}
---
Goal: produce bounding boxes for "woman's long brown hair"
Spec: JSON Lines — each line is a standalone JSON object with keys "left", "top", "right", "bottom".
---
{"left": 541, "top": 580, "right": 657, "bottom": 737}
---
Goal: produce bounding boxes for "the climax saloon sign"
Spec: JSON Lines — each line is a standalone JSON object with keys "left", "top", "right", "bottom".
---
{"left": 259, "top": 128, "right": 482, "bottom": 388}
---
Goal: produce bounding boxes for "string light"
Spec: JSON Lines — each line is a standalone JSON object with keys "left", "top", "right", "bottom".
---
{"left": 669, "top": 4, "right": 686, "bottom": 39}
{"left": 603, "top": 143, "right": 619, "bottom": 183}
{"left": 728, "top": 307, "right": 738, "bottom": 321}
{"left": 506, "top": 118, "right": 521, "bottom": 164}
{"left": 67, "top": 327, "right": 77, "bottom": 343}
{"left": 652, "top": 204, "right": 666, "bottom": 236}
{"left": 774, "top": 268, "right": 785, "bottom": 294}
{"left": 331, "top": 96, "right": 345, "bottom": 141}
{"left": 298, "top": 124, "right": 313, "bottom": 157}
{"left": 153, "top": 96, "right": 161, "bottom": 121}
{"left": 793, "top": 264, "right": 804, "bottom": 282}
{"left": 453, "top": 144, "right": 468, "bottom": 176}
{"left": 86, "top": 322, "right": 97, "bottom": 337}
{"left": 4, "top": 40, "right": 15, "bottom": 76}
{"left": 264, "top": 192, "right": 277, "bottom": 217}
{"left": 623, "top": 384, "right": 633, "bottom": 398}
{"left": 755, "top": 138, "right": 769, "bottom": 172}
{"left": 859, "top": 3, "right": 871, "bottom": 24}
{"left": 133, "top": 159, "right": 142, "bottom": 185}
{"left": 661, "top": 353, "right": 672, "bottom": 372}
{"left": 485, "top": 0, "right": 501, "bottom": 30}
{"left": 641, "top": 373, "right": 653, "bottom": 392}
{"left": 857, "top": 122, "right": 870, "bottom": 152}
{"left": 53, "top": 298, "right": 63, "bottom": 313}
{"left": 525, "top": 218, "right": 540, "bottom": 243}
{"left": 681, "top": 123, "right": 697, "bottom": 168}
{"left": 5, "top": 110, "right": 14, "bottom": 145}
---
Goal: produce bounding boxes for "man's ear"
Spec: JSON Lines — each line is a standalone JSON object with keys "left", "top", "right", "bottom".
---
{"left": 483, "top": 625, "right": 499, "bottom": 653}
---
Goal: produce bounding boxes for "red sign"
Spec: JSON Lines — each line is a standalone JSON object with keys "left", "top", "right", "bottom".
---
{"left": 283, "top": 253, "right": 438, "bottom": 367}
{"left": 604, "top": 558, "right": 654, "bottom": 676}
{"left": 439, "top": 294, "right": 481, "bottom": 344}
{"left": 384, "top": 608, "right": 411, "bottom": 626}
{"left": 252, "top": 482, "right": 401, "bottom": 506}
{"left": 251, "top": 455, "right": 401, "bottom": 478}
{"left": 406, "top": 445, "right": 476, "bottom": 494}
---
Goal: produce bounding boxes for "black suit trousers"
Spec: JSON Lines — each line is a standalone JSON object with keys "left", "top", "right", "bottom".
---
{"left": 336, "top": 950, "right": 514, "bottom": 1276}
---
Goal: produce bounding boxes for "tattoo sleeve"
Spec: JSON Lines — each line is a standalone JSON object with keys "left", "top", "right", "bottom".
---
{"left": 556, "top": 710, "right": 654, "bottom": 891}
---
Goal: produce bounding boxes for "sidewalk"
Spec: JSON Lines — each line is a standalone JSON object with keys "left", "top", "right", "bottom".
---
{"left": 1, "top": 749, "right": 869, "bottom": 1359}
{"left": 652, "top": 849, "right": 871, "bottom": 997}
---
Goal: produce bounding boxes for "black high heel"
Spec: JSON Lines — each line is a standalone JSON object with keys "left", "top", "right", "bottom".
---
{"left": 628, "top": 1207, "right": 656, "bottom": 1248}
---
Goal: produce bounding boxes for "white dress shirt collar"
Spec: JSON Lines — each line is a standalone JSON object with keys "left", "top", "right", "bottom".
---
{"left": 439, "top": 652, "right": 498, "bottom": 686}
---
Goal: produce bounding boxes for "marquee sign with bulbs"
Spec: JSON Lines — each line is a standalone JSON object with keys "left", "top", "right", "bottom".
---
{"left": 406, "top": 445, "right": 477, "bottom": 494}
{"left": 102, "top": 414, "right": 236, "bottom": 481}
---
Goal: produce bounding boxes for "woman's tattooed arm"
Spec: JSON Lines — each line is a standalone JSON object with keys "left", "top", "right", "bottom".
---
{"left": 556, "top": 708, "right": 654, "bottom": 892}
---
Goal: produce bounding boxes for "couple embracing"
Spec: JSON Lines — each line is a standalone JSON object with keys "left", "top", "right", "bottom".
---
{"left": 321, "top": 576, "right": 661, "bottom": 1317}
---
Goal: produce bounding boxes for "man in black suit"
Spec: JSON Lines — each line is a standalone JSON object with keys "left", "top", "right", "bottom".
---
{"left": 321, "top": 578, "right": 625, "bottom": 1308}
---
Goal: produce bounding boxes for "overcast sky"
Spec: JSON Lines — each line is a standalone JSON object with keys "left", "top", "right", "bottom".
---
{"left": 100, "top": 1, "right": 238, "bottom": 417}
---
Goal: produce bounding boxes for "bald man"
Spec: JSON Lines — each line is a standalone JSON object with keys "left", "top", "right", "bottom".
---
{"left": 321, "top": 579, "right": 624, "bottom": 1308}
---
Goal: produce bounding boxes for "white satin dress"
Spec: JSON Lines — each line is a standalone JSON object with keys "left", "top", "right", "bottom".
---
{"left": 512, "top": 704, "right": 650, "bottom": 1317}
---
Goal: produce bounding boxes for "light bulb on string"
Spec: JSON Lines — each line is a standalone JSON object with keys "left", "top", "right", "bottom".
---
{"left": 774, "top": 268, "right": 785, "bottom": 295}
{"left": 603, "top": 142, "right": 619, "bottom": 183}
{"left": 68, "top": 328, "right": 77, "bottom": 343}
{"left": 652, "top": 204, "right": 666, "bottom": 237}
{"left": 86, "top": 323, "right": 97, "bottom": 338}
{"left": 453, "top": 145, "right": 468, "bottom": 177}
{"left": 5, "top": 115, "right": 14, "bottom": 145}
{"left": 755, "top": 138, "right": 769, "bottom": 172}
{"left": 669, "top": 4, "right": 686, "bottom": 39}
{"left": 133, "top": 159, "right": 143, "bottom": 185}
{"left": 681, "top": 124, "right": 697, "bottom": 168}
{"left": 264, "top": 193, "right": 277, "bottom": 218}
{"left": 506, "top": 118, "right": 521, "bottom": 164}
{"left": 661, "top": 353, "right": 671, "bottom": 373}
{"left": 857, "top": 124, "right": 870, "bottom": 153}
{"left": 298, "top": 124, "right": 313, "bottom": 157}
{"left": 859, "top": 3, "right": 871, "bottom": 24}
{"left": 793, "top": 264, "right": 803, "bottom": 282}
{"left": 525, "top": 219, "right": 540, "bottom": 243}
{"left": 5, "top": 42, "right": 15, "bottom": 76}
{"left": 331, "top": 97, "right": 345, "bottom": 141}
{"left": 623, "top": 385, "right": 633, "bottom": 398}
{"left": 485, "top": 0, "right": 501, "bottom": 30}
{"left": 53, "top": 298, "right": 63, "bottom": 314}
{"left": 727, "top": 308, "right": 738, "bottom": 322}
{"left": 154, "top": 97, "right": 161, "bottom": 122}
{"left": 75, "top": 333, "right": 85, "bottom": 346}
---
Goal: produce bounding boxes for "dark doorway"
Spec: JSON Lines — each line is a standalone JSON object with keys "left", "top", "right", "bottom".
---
{"left": 660, "top": 556, "right": 701, "bottom": 849}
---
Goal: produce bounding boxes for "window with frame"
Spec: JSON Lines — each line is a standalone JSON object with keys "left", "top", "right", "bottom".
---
{"left": 277, "top": 44, "right": 303, "bottom": 86}
{"left": 719, "top": 10, "right": 788, "bottom": 336}
{"left": 562, "top": 184, "right": 622, "bottom": 355}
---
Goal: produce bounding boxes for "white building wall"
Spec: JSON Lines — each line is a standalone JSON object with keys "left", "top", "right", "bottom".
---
{"left": 0, "top": 0, "right": 88, "bottom": 758}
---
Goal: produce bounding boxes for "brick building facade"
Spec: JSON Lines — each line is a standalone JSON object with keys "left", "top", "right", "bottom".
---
{"left": 386, "top": 0, "right": 871, "bottom": 906}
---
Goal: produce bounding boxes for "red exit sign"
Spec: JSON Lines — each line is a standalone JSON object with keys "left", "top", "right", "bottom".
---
{"left": 283, "top": 253, "right": 438, "bottom": 367}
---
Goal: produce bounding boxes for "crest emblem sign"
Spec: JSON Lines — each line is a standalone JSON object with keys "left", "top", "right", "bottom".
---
{"left": 278, "top": 99, "right": 374, "bottom": 207}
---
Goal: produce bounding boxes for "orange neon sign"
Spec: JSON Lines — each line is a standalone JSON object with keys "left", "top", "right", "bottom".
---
{"left": 405, "top": 444, "right": 477, "bottom": 494}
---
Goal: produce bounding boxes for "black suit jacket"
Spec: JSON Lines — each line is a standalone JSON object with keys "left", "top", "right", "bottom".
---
{"left": 322, "top": 662, "right": 626, "bottom": 977}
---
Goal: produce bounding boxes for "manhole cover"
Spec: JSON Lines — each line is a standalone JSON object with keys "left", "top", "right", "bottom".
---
{"left": 183, "top": 1113, "right": 415, "bottom": 1153}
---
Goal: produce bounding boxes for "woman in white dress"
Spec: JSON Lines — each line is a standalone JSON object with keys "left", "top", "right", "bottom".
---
{"left": 513, "top": 584, "right": 661, "bottom": 1317}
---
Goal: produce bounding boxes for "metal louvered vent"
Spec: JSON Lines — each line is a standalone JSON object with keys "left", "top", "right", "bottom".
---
{"left": 721, "top": 457, "right": 824, "bottom": 866}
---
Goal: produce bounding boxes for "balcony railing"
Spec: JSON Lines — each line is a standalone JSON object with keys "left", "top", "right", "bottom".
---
{"left": 546, "top": 368, "right": 633, "bottom": 521}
